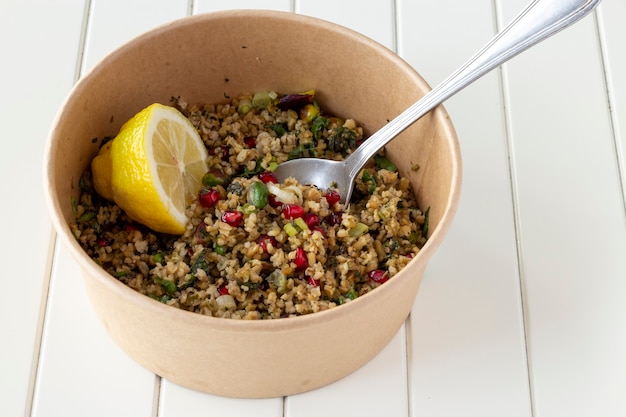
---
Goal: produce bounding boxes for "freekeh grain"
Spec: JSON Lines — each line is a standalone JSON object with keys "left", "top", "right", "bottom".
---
{"left": 71, "top": 92, "right": 428, "bottom": 319}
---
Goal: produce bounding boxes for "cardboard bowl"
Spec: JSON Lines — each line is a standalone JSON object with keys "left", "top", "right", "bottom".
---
{"left": 44, "top": 10, "right": 461, "bottom": 398}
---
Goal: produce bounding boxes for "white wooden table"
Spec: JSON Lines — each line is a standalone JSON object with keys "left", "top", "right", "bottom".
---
{"left": 2, "top": 0, "right": 625, "bottom": 416}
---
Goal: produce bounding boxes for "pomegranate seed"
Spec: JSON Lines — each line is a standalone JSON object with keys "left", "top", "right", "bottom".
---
{"left": 198, "top": 187, "right": 221, "bottom": 208}
{"left": 302, "top": 213, "right": 319, "bottom": 228}
{"left": 311, "top": 226, "right": 327, "bottom": 237}
{"left": 125, "top": 224, "right": 138, "bottom": 232}
{"left": 218, "top": 285, "right": 229, "bottom": 295}
{"left": 326, "top": 211, "right": 343, "bottom": 226}
{"left": 244, "top": 136, "right": 256, "bottom": 148}
{"left": 325, "top": 190, "right": 341, "bottom": 206}
{"left": 258, "top": 171, "right": 278, "bottom": 184}
{"left": 268, "top": 194, "right": 282, "bottom": 208}
{"left": 307, "top": 276, "right": 320, "bottom": 287}
{"left": 97, "top": 238, "right": 109, "bottom": 247}
{"left": 294, "top": 247, "right": 308, "bottom": 271}
{"left": 194, "top": 222, "right": 209, "bottom": 244}
{"left": 257, "top": 234, "right": 278, "bottom": 252}
{"left": 221, "top": 210, "right": 243, "bottom": 227}
{"left": 368, "top": 269, "right": 389, "bottom": 284}
{"left": 282, "top": 204, "right": 305, "bottom": 219}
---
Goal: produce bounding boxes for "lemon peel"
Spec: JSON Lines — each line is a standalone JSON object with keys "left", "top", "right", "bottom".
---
{"left": 91, "top": 103, "right": 208, "bottom": 234}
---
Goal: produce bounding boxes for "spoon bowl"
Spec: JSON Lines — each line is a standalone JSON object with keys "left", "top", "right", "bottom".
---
{"left": 273, "top": 0, "right": 601, "bottom": 203}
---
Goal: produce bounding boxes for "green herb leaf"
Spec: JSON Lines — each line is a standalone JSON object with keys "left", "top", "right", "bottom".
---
{"left": 327, "top": 126, "right": 357, "bottom": 156}
{"left": 214, "top": 244, "right": 226, "bottom": 256}
{"left": 242, "top": 158, "right": 264, "bottom": 177}
{"left": 270, "top": 124, "right": 287, "bottom": 137}
{"left": 422, "top": 207, "right": 430, "bottom": 236}
{"left": 311, "top": 116, "right": 329, "bottom": 140}
{"left": 226, "top": 181, "right": 244, "bottom": 196}
{"left": 77, "top": 211, "right": 96, "bottom": 223}
{"left": 190, "top": 251, "right": 209, "bottom": 275}
{"left": 361, "top": 170, "right": 377, "bottom": 194}
{"left": 157, "top": 278, "right": 177, "bottom": 295}
{"left": 288, "top": 142, "right": 317, "bottom": 160}
{"left": 374, "top": 155, "right": 398, "bottom": 172}
{"left": 152, "top": 252, "right": 164, "bottom": 264}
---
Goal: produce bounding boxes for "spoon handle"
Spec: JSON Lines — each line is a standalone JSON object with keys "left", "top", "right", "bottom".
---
{"left": 345, "top": 0, "right": 601, "bottom": 180}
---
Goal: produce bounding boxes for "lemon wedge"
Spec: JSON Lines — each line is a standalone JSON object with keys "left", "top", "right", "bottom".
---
{"left": 91, "top": 103, "right": 208, "bottom": 234}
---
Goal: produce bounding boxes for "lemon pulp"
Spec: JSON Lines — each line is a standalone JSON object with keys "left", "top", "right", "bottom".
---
{"left": 91, "top": 103, "right": 208, "bottom": 234}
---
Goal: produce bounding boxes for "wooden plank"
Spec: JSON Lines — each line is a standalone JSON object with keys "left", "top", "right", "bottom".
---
{"left": 32, "top": 1, "right": 189, "bottom": 416}
{"left": 285, "top": 328, "right": 408, "bottom": 417}
{"left": 598, "top": 0, "right": 626, "bottom": 204}
{"left": 295, "top": 0, "right": 395, "bottom": 50}
{"left": 281, "top": 3, "right": 410, "bottom": 415}
{"left": 159, "top": 381, "right": 283, "bottom": 417}
{"left": 398, "top": 1, "right": 532, "bottom": 416}
{"left": 0, "top": 1, "right": 85, "bottom": 416}
{"left": 32, "top": 244, "right": 157, "bottom": 417}
{"left": 194, "top": 0, "right": 292, "bottom": 13}
{"left": 153, "top": 3, "right": 288, "bottom": 416}
{"left": 81, "top": 0, "right": 189, "bottom": 72}
{"left": 499, "top": 0, "right": 626, "bottom": 415}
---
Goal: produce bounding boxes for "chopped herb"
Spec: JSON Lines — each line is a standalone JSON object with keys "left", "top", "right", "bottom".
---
{"left": 149, "top": 294, "right": 171, "bottom": 303}
{"left": 157, "top": 278, "right": 177, "bottom": 295}
{"left": 178, "top": 275, "right": 196, "bottom": 291}
{"left": 240, "top": 281, "right": 264, "bottom": 291}
{"left": 202, "top": 169, "right": 227, "bottom": 186}
{"left": 214, "top": 244, "right": 226, "bottom": 256}
{"left": 327, "top": 126, "right": 357, "bottom": 155}
{"left": 408, "top": 232, "right": 420, "bottom": 245}
{"left": 338, "top": 289, "right": 357, "bottom": 304}
{"left": 242, "top": 158, "right": 264, "bottom": 177}
{"left": 288, "top": 142, "right": 317, "bottom": 160}
{"left": 79, "top": 175, "right": 92, "bottom": 191}
{"left": 311, "top": 116, "right": 329, "bottom": 139}
{"left": 190, "top": 251, "right": 209, "bottom": 276}
{"left": 270, "top": 123, "right": 287, "bottom": 137}
{"left": 152, "top": 252, "right": 164, "bottom": 264}
{"left": 361, "top": 170, "right": 377, "bottom": 194}
{"left": 226, "top": 181, "right": 244, "bottom": 196}
{"left": 374, "top": 154, "right": 398, "bottom": 172}
{"left": 113, "top": 271, "right": 128, "bottom": 278}
{"left": 384, "top": 238, "right": 399, "bottom": 254}
{"left": 77, "top": 211, "right": 96, "bottom": 223}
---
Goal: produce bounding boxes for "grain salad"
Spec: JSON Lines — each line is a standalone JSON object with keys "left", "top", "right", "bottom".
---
{"left": 71, "top": 91, "right": 429, "bottom": 319}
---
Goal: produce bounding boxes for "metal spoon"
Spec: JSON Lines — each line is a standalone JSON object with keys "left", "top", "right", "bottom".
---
{"left": 273, "top": 0, "right": 601, "bottom": 203}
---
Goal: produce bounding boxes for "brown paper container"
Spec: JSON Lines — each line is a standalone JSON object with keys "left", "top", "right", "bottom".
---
{"left": 44, "top": 10, "right": 461, "bottom": 398}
